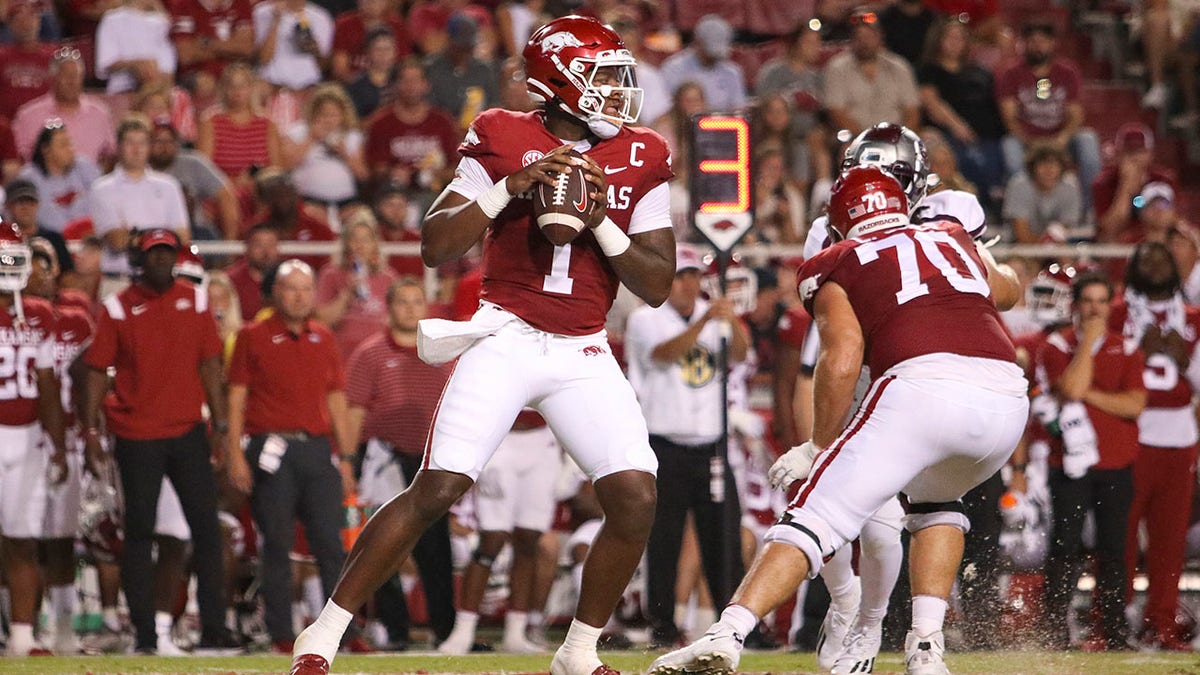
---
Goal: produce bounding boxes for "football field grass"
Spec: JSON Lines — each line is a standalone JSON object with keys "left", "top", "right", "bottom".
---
{"left": 1, "top": 650, "right": 1198, "bottom": 674}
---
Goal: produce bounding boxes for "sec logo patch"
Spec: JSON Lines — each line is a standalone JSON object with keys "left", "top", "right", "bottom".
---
{"left": 522, "top": 150, "right": 545, "bottom": 167}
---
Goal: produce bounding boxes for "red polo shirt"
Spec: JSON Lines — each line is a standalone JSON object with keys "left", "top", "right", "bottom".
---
{"left": 345, "top": 328, "right": 451, "bottom": 453}
{"left": 1036, "top": 328, "right": 1146, "bottom": 469}
{"left": 84, "top": 281, "right": 222, "bottom": 440}
{"left": 228, "top": 314, "right": 345, "bottom": 438}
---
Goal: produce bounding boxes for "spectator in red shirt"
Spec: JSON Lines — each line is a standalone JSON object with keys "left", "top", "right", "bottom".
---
{"left": 225, "top": 258, "right": 356, "bottom": 651}
{"left": 314, "top": 210, "right": 397, "bottom": 359}
{"left": 1035, "top": 271, "right": 1147, "bottom": 651}
{"left": 343, "top": 276, "right": 455, "bottom": 646}
{"left": 364, "top": 59, "right": 459, "bottom": 196}
{"left": 249, "top": 167, "right": 335, "bottom": 270}
{"left": 1093, "top": 123, "right": 1179, "bottom": 243}
{"left": 330, "top": 0, "right": 410, "bottom": 83}
{"left": 405, "top": 0, "right": 491, "bottom": 57}
{"left": 996, "top": 19, "right": 1101, "bottom": 211}
{"left": 225, "top": 222, "right": 280, "bottom": 321}
{"left": 0, "top": 0, "right": 59, "bottom": 120}
{"left": 169, "top": 0, "right": 255, "bottom": 107}
{"left": 81, "top": 228, "right": 236, "bottom": 654}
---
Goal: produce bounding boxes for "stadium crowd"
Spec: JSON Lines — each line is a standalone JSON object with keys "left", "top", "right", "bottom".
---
{"left": 0, "top": 0, "right": 1198, "bottom": 666}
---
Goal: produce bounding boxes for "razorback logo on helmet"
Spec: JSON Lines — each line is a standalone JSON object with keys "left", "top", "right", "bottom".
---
{"left": 540, "top": 31, "right": 584, "bottom": 54}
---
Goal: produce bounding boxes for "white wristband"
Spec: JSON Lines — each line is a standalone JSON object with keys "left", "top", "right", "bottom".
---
{"left": 476, "top": 177, "right": 513, "bottom": 219}
{"left": 592, "top": 217, "right": 630, "bottom": 257}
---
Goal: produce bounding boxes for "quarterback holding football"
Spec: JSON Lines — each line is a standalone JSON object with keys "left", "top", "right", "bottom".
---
{"left": 291, "top": 15, "right": 675, "bottom": 675}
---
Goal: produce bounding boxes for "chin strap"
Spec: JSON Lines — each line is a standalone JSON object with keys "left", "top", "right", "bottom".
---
{"left": 12, "top": 291, "right": 24, "bottom": 327}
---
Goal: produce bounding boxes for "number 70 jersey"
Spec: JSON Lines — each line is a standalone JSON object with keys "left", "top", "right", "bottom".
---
{"left": 458, "top": 109, "right": 673, "bottom": 336}
{"left": 796, "top": 220, "right": 1016, "bottom": 376}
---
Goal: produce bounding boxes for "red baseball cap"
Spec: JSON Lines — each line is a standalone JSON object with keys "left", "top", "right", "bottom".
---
{"left": 1115, "top": 123, "right": 1154, "bottom": 153}
{"left": 139, "top": 228, "right": 180, "bottom": 252}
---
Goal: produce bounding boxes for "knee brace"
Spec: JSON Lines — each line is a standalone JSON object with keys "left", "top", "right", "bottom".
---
{"left": 904, "top": 500, "right": 971, "bottom": 534}
{"left": 763, "top": 512, "right": 835, "bottom": 578}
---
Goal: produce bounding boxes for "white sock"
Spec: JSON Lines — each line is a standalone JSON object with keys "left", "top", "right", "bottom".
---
{"left": 694, "top": 607, "right": 716, "bottom": 635}
{"left": 399, "top": 574, "right": 417, "bottom": 594}
{"left": 155, "top": 611, "right": 173, "bottom": 638}
{"left": 294, "top": 600, "right": 353, "bottom": 666}
{"left": 859, "top": 526, "right": 903, "bottom": 625}
{"left": 504, "top": 611, "right": 528, "bottom": 641}
{"left": 9, "top": 623, "right": 34, "bottom": 652}
{"left": 560, "top": 617, "right": 602, "bottom": 654}
{"left": 450, "top": 610, "right": 479, "bottom": 639}
{"left": 226, "top": 607, "right": 238, "bottom": 631}
{"left": 911, "top": 595, "right": 948, "bottom": 637}
{"left": 528, "top": 610, "right": 545, "bottom": 630}
{"left": 820, "top": 547, "right": 861, "bottom": 614}
{"left": 717, "top": 604, "right": 758, "bottom": 637}
{"left": 49, "top": 585, "right": 76, "bottom": 621}
{"left": 102, "top": 607, "right": 121, "bottom": 632}
{"left": 302, "top": 576, "right": 324, "bottom": 621}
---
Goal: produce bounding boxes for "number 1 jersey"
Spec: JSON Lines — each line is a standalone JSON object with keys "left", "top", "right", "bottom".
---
{"left": 456, "top": 109, "right": 673, "bottom": 336}
{"left": 797, "top": 220, "right": 1016, "bottom": 375}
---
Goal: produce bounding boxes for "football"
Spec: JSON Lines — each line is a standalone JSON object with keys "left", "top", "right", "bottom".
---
{"left": 533, "top": 150, "right": 592, "bottom": 246}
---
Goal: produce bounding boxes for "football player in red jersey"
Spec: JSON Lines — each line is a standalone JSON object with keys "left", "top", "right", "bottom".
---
{"left": 23, "top": 238, "right": 95, "bottom": 654}
{"left": 292, "top": 15, "right": 674, "bottom": 675}
{"left": 652, "top": 167, "right": 1026, "bottom": 675}
{"left": 0, "top": 222, "right": 70, "bottom": 657}
{"left": 1112, "top": 242, "right": 1200, "bottom": 650}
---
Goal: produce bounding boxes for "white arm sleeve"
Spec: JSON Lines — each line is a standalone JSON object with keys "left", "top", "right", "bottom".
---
{"left": 803, "top": 215, "right": 829, "bottom": 260}
{"left": 445, "top": 157, "right": 496, "bottom": 201}
{"left": 628, "top": 182, "right": 672, "bottom": 235}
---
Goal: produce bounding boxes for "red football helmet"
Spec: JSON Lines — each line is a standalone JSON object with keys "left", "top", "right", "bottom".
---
{"left": 1026, "top": 263, "right": 1076, "bottom": 327}
{"left": 80, "top": 471, "right": 124, "bottom": 564}
{"left": 524, "top": 15, "right": 643, "bottom": 139}
{"left": 701, "top": 252, "right": 758, "bottom": 316}
{"left": 173, "top": 244, "right": 206, "bottom": 284}
{"left": 0, "top": 218, "right": 32, "bottom": 293}
{"left": 827, "top": 166, "right": 909, "bottom": 241}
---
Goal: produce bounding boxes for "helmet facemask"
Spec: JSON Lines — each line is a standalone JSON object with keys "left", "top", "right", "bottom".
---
{"left": 0, "top": 243, "right": 33, "bottom": 294}
{"left": 531, "top": 52, "right": 643, "bottom": 139}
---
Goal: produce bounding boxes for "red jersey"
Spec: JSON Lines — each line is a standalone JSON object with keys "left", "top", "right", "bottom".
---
{"left": 364, "top": 106, "right": 460, "bottom": 183}
{"left": 797, "top": 221, "right": 1016, "bottom": 375}
{"left": 332, "top": 12, "right": 410, "bottom": 78}
{"left": 51, "top": 300, "right": 95, "bottom": 426}
{"left": 776, "top": 305, "right": 812, "bottom": 350}
{"left": 994, "top": 59, "right": 1082, "bottom": 138}
{"left": 0, "top": 297, "right": 57, "bottom": 427}
{"left": 1036, "top": 328, "right": 1145, "bottom": 468}
{"left": 169, "top": 0, "right": 254, "bottom": 80}
{"left": 84, "top": 281, "right": 222, "bottom": 440}
{"left": 0, "top": 44, "right": 56, "bottom": 119}
{"left": 460, "top": 109, "right": 673, "bottom": 335}
{"left": 224, "top": 257, "right": 264, "bottom": 322}
{"left": 1110, "top": 296, "right": 1200, "bottom": 447}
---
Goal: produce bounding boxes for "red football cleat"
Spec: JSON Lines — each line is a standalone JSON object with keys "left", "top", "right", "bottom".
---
{"left": 289, "top": 653, "right": 330, "bottom": 675}
{"left": 593, "top": 666, "right": 621, "bottom": 675}
{"left": 343, "top": 635, "right": 374, "bottom": 653}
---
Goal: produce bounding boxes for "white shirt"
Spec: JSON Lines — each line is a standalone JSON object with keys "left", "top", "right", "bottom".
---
{"left": 95, "top": 6, "right": 177, "bottom": 94}
{"left": 253, "top": 2, "right": 333, "bottom": 90}
{"left": 625, "top": 298, "right": 741, "bottom": 445}
{"left": 91, "top": 166, "right": 189, "bottom": 274}
{"left": 284, "top": 122, "right": 362, "bottom": 202}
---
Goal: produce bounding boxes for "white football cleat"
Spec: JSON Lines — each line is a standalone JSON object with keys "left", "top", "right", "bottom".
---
{"left": 905, "top": 630, "right": 950, "bottom": 675}
{"left": 647, "top": 623, "right": 743, "bottom": 675}
{"left": 816, "top": 606, "right": 856, "bottom": 671}
{"left": 831, "top": 621, "right": 882, "bottom": 674}
{"left": 435, "top": 630, "right": 473, "bottom": 655}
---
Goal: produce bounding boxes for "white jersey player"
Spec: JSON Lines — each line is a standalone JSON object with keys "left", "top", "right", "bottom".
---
{"left": 775, "top": 123, "right": 990, "bottom": 673}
